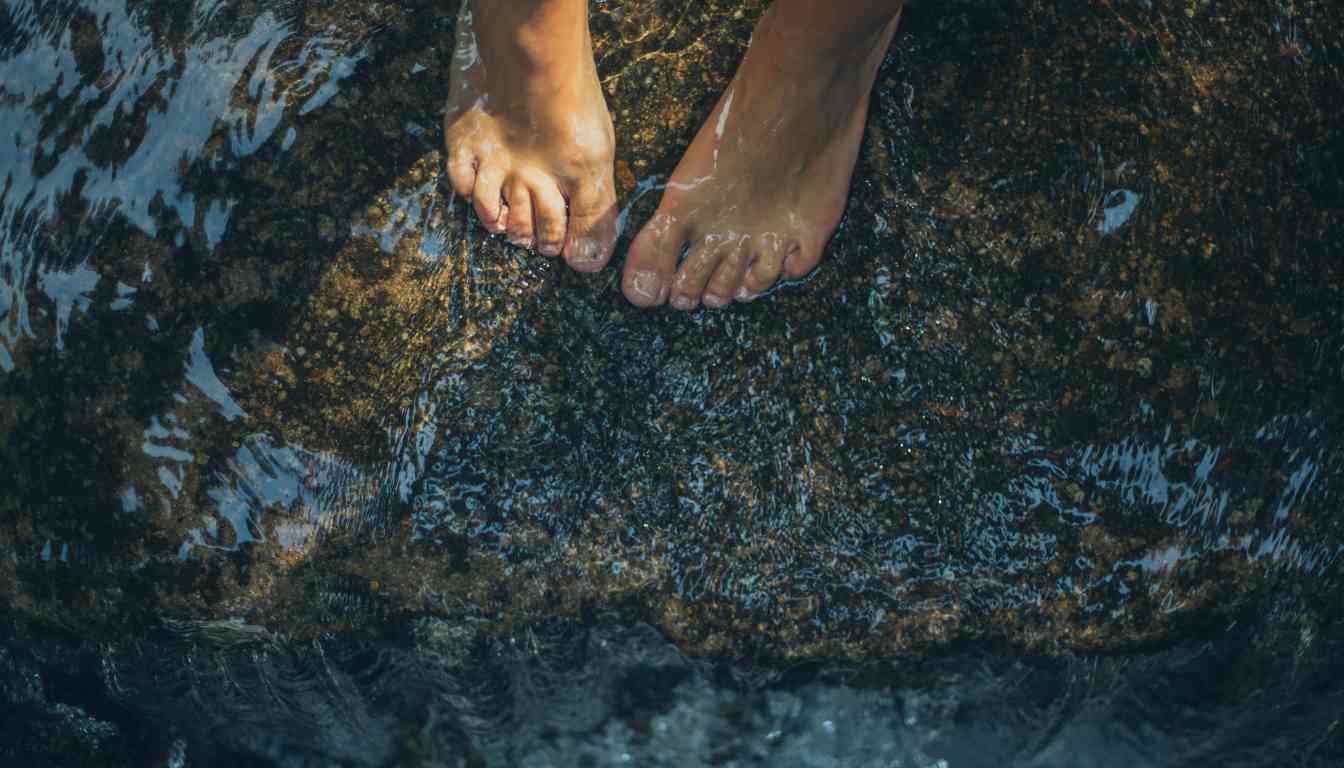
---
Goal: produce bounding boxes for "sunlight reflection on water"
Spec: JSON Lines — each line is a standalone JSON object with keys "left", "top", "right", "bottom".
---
{"left": 0, "top": 1, "right": 365, "bottom": 353}
{"left": 1, "top": 1, "right": 1341, "bottom": 765}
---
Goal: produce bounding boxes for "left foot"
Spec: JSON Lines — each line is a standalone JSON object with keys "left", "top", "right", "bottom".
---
{"left": 622, "top": 5, "right": 902, "bottom": 309}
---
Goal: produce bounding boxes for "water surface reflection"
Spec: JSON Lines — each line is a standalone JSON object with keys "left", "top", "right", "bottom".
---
{"left": 1, "top": 0, "right": 1341, "bottom": 765}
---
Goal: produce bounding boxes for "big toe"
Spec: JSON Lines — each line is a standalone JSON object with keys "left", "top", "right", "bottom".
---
{"left": 622, "top": 212, "right": 685, "bottom": 307}
{"left": 564, "top": 184, "right": 619, "bottom": 273}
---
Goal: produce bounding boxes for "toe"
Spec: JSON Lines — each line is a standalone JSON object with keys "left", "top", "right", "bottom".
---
{"left": 504, "top": 180, "right": 534, "bottom": 248}
{"left": 446, "top": 149, "right": 477, "bottom": 200}
{"left": 670, "top": 235, "right": 733, "bottom": 311}
{"left": 739, "top": 235, "right": 789, "bottom": 300}
{"left": 622, "top": 212, "right": 685, "bottom": 308}
{"left": 703, "top": 240, "right": 749, "bottom": 309}
{"left": 563, "top": 181, "right": 618, "bottom": 273}
{"left": 472, "top": 161, "right": 508, "bottom": 233}
{"left": 530, "top": 179, "right": 568, "bottom": 257}
{"left": 783, "top": 238, "right": 825, "bottom": 280}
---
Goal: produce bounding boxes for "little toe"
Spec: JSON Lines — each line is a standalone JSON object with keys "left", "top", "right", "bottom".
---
{"left": 783, "top": 239, "right": 824, "bottom": 280}
{"left": 504, "top": 180, "right": 534, "bottom": 248}
{"left": 530, "top": 180, "right": 568, "bottom": 257}
{"left": 563, "top": 183, "right": 618, "bottom": 273}
{"left": 739, "top": 238, "right": 789, "bottom": 300}
{"left": 623, "top": 212, "right": 685, "bottom": 307}
{"left": 703, "top": 241, "right": 749, "bottom": 309}
{"left": 472, "top": 162, "right": 508, "bottom": 233}
{"left": 670, "top": 236, "right": 733, "bottom": 311}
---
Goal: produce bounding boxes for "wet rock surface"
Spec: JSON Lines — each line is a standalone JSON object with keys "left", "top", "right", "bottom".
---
{"left": 2, "top": 0, "right": 1342, "bottom": 764}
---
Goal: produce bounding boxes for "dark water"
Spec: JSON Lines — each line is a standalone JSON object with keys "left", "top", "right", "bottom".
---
{"left": 2, "top": 0, "right": 1343, "bottom": 765}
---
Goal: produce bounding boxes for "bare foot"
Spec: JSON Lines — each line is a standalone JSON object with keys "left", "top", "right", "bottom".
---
{"left": 622, "top": 4, "right": 902, "bottom": 308}
{"left": 444, "top": 0, "right": 618, "bottom": 271}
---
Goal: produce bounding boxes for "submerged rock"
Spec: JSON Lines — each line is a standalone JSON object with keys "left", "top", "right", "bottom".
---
{"left": 1, "top": 0, "right": 1342, "bottom": 763}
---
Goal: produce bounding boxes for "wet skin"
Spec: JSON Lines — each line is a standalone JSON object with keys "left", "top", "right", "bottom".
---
{"left": 444, "top": 0, "right": 619, "bottom": 271}
{"left": 445, "top": 0, "right": 904, "bottom": 303}
{"left": 624, "top": 3, "right": 904, "bottom": 309}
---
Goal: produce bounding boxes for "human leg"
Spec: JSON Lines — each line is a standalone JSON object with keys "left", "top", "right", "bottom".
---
{"left": 622, "top": 0, "right": 905, "bottom": 308}
{"left": 444, "top": 0, "right": 618, "bottom": 271}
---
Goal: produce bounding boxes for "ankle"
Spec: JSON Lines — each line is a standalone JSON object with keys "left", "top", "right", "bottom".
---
{"left": 763, "top": 0, "right": 904, "bottom": 41}
{"left": 472, "top": 0, "right": 588, "bottom": 72}
{"left": 754, "top": 10, "right": 896, "bottom": 84}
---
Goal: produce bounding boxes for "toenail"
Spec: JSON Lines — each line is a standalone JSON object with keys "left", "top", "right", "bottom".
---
{"left": 630, "top": 270, "right": 663, "bottom": 302}
{"left": 512, "top": 236, "right": 534, "bottom": 249}
{"left": 539, "top": 243, "right": 562, "bottom": 257}
{"left": 572, "top": 238, "right": 601, "bottom": 262}
{"left": 735, "top": 286, "right": 757, "bottom": 302}
{"left": 671, "top": 294, "right": 695, "bottom": 311}
{"left": 703, "top": 293, "right": 728, "bottom": 309}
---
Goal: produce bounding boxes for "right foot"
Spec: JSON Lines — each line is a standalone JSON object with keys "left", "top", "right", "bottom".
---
{"left": 444, "top": 1, "right": 618, "bottom": 271}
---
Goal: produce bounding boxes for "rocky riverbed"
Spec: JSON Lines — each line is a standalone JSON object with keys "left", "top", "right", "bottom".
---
{"left": 2, "top": 0, "right": 1341, "bottom": 764}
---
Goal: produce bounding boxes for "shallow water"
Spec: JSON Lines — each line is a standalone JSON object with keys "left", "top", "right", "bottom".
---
{"left": 2, "top": 0, "right": 1343, "bottom": 765}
